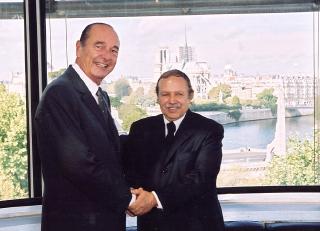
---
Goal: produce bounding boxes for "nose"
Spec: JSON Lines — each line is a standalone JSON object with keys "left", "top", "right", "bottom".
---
{"left": 100, "top": 47, "right": 116, "bottom": 61}
{"left": 102, "top": 49, "right": 112, "bottom": 60}
{"left": 168, "top": 94, "right": 176, "bottom": 103}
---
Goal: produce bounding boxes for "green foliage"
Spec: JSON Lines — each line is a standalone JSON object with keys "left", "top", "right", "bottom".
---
{"left": 48, "top": 68, "right": 66, "bottom": 80}
{"left": 126, "top": 87, "right": 144, "bottom": 105}
{"left": 0, "top": 84, "right": 28, "bottom": 199}
{"left": 256, "top": 88, "right": 277, "bottom": 115}
{"left": 264, "top": 134, "right": 320, "bottom": 185}
{"left": 227, "top": 109, "right": 242, "bottom": 121}
{"left": 225, "top": 96, "right": 241, "bottom": 107}
{"left": 208, "top": 84, "right": 232, "bottom": 102}
{"left": 231, "top": 96, "right": 241, "bottom": 106}
{"left": 109, "top": 96, "right": 122, "bottom": 109}
{"left": 114, "top": 77, "right": 132, "bottom": 98}
{"left": 0, "top": 168, "right": 16, "bottom": 200}
{"left": 190, "top": 102, "right": 240, "bottom": 112}
{"left": 118, "top": 104, "right": 147, "bottom": 131}
{"left": 125, "top": 86, "right": 156, "bottom": 107}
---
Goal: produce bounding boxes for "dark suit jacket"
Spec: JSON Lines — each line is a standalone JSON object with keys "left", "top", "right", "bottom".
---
{"left": 124, "top": 110, "right": 225, "bottom": 231}
{"left": 35, "top": 66, "right": 131, "bottom": 231}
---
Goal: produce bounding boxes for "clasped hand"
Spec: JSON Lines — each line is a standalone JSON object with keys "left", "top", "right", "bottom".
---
{"left": 126, "top": 187, "right": 157, "bottom": 217}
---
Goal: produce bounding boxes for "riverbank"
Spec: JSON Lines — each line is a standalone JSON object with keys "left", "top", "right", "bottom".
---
{"left": 198, "top": 107, "right": 313, "bottom": 125}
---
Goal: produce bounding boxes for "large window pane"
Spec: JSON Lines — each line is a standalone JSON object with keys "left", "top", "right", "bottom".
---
{"left": 46, "top": 11, "right": 319, "bottom": 188}
{"left": 44, "top": 1, "right": 319, "bottom": 229}
{"left": 0, "top": 1, "right": 28, "bottom": 200}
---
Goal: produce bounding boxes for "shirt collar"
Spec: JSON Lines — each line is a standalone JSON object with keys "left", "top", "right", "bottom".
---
{"left": 163, "top": 113, "right": 186, "bottom": 135}
{"left": 72, "top": 63, "right": 99, "bottom": 99}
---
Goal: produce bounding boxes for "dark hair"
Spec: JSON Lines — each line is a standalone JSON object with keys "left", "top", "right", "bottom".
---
{"left": 155, "top": 69, "right": 194, "bottom": 98}
{"left": 79, "top": 22, "right": 114, "bottom": 46}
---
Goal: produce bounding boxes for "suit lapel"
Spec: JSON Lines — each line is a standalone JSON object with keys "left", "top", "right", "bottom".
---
{"left": 152, "top": 115, "right": 166, "bottom": 146}
{"left": 66, "top": 66, "right": 113, "bottom": 135}
{"left": 67, "top": 67, "right": 104, "bottom": 125}
{"left": 163, "top": 110, "right": 194, "bottom": 165}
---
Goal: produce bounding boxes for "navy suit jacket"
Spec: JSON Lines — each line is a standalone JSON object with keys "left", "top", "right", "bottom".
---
{"left": 124, "top": 110, "right": 225, "bottom": 231}
{"left": 35, "top": 66, "right": 131, "bottom": 231}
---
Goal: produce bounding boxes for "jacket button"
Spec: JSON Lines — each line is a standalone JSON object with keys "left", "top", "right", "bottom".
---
{"left": 162, "top": 168, "right": 168, "bottom": 174}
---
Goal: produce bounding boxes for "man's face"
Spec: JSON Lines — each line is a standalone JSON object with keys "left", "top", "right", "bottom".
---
{"left": 157, "top": 76, "right": 192, "bottom": 121}
{"left": 76, "top": 24, "right": 119, "bottom": 85}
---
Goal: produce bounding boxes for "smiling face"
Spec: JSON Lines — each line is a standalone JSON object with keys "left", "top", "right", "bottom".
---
{"left": 157, "top": 75, "right": 193, "bottom": 121}
{"left": 76, "top": 24, "right": 119, "bottom": 85}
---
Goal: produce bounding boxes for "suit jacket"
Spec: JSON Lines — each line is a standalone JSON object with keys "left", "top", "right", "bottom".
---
{"left": 124, "top": 110, "right": 225, "bottom": 231}
{"left": 35, "top": 66, "right": 131, "bottom": 231}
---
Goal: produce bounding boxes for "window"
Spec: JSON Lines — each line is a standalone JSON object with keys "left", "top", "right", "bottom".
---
{"left": 0, "top": 0, "right": 318, "bottom": 219}
{"left": 0, "top": 0, "right": 28, "bottom": 200}
{"left": 45, "top": 1, "right": 319, "bottom": 189}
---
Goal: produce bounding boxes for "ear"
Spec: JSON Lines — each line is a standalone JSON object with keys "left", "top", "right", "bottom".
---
{"left": 76, "top": 40, "right": 81, "bottom": 58}
{"left": 189, "top": 92, "right": 194, "bottom": 100}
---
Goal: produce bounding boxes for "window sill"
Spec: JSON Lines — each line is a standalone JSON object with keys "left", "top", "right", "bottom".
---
{"left": 0, "top": 193, "right": 319, "bottom": 230}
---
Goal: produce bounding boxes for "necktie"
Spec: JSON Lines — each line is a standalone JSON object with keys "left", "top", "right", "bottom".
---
{"left": 96, "top": 87, "right": 111, "bottom": 116}
{"left": 96, "top": 87, "right": 119, "bottom": 148}
{"left": 165, "top": 121, "right": 176, "bottom": 149}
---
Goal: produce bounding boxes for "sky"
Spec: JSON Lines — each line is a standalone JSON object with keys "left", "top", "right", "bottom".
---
{"left": 0, "top": 12, "right": 315, "bottom": 81}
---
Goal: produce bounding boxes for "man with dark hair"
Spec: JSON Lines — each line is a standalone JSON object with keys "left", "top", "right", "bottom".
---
{"left": 35, "top": 23, "right": 134, "bottom": 231}
{"left": 125, "top": 69, "right": 225, "bottom": 231}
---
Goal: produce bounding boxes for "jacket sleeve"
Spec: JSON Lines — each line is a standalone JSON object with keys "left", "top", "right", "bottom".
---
{"left": 35, "top": 84, "right": 131, "bottom": 213}
{"left": 122, "top": 121, "right": 145, "bottom": 188}
{"left": 156, "top": 123, "right": 224, "bottom": 212}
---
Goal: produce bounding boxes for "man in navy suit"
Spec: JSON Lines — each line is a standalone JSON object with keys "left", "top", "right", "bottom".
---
{"left": 35, "top": 23, "right": 134, "bottom": 231}
{"left": 125, "top": 69, "right": 225, "bottom": 231}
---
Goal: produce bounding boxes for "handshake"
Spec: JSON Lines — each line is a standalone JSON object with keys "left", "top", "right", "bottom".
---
{"left": 126, "top": 188, "right": 158, "bottom": 217}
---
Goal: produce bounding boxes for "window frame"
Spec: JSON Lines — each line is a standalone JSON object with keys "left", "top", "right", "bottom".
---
{"left": 0, "top": 0, "right": 319, "bottom": 209}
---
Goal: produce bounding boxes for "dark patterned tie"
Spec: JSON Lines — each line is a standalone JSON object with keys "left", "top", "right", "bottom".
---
{"left": 165, "top": 121, "right": 176, "bottom": 150}
{"left": 96, "top": 87, "right": 120, "bottom": 149}
{"left": 96, "top": 87, "right": 111, "bottom": 116}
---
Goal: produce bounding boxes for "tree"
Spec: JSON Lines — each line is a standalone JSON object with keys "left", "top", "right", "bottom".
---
{"left": 225, "top": 95, "right": 241, "bottom": 107}
{"left": 125, "top": 86, "right": 157, "bottom": 107}
{"left": 227, "top": 109, "right": 242, "bottom": 121}
{"left": 109, "top": 96, "right": 122, "bottom": 109}
{"left": 0, "top": 84, "right": 28, "bottom": 199}
{"left": 264, "top": 134, "right": 320, "bottom": 185}
{"left": 48, "top": 68, "right": 66, "bottom": 80}
{"left": 140, "top": 83, "right": 157, "bottom": 107}
{"left": 208, "top": 84, "right": 232, "bottom": 102}
{"left": 231, "top": 96, "right": 241, "bottom": 106}
{"left": 126, "top": 87, "right": 144, "bottom": 105}
{"left": 0, "top": 84, "right": 17, "bottom": 142}
{"left": 118, "top": 104, "right": 147, "bottom": 131}
{"left": 256, "top": 88, "right": 277, "bottom": 115}
{"left": 0, "top": 168, "right": 16, "bottom": 200}
{"left": 114, "top": 77, "right": 132, "bottom": 98}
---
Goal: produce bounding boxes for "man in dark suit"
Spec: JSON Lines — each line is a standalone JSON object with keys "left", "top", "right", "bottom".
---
{"left": 35, "top": 23, "right": 134, "bottom": 231}
{"left": 125, "top": 69, "right": 225, "bottom": 231}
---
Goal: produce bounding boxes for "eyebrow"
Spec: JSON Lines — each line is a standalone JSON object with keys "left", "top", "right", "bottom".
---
{"left": 94, "top": 41, "right": 119, "bottom": 50}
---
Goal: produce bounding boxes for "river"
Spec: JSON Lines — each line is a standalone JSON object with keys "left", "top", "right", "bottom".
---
{"left": 222, "top": 115, "right": 314, "bottom": 150}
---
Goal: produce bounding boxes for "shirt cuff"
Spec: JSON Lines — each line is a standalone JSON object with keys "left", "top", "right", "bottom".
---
{"left": 129, "top": 194, "right": 136, "bottom": 206}
{"left": 152, "top": 191, "right": 163, "bottom": 209}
